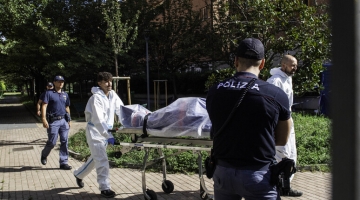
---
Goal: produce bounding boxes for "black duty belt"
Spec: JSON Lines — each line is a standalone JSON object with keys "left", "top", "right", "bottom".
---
{"left": 51, "top": 116, "right": 64, "bottom": 120}
{"left": 217, "top": 159, "right": 271, "bottom": 171}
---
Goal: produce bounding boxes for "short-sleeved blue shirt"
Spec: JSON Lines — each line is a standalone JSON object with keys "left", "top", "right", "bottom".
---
{"left": 43, "top": 90, "right": 70, "bottom": 116}
{"left": 206, "top": 72, "right": 290, "bottom": 169}
{"left": 39, "top": 89, "right": 51, "bottom": 101}
{"left": 39, "top": 92, "right": 46, "bottom": 101}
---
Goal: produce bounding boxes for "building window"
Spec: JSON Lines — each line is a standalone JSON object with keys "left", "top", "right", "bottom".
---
{"left": 201, "top": 5, "right": 211, "bottom": 20}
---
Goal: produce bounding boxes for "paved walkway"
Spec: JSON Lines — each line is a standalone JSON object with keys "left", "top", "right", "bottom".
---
{"left": 0, "top": 95, "right": 331, "bottom": 199}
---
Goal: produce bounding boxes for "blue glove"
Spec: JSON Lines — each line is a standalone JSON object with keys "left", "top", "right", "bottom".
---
{"left": 107, "top": 138, "right": 115, "bottom": 145}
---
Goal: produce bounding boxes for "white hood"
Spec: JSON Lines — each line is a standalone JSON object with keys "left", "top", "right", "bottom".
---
{"left": 269, "top": 67, "right": 288, "bottom": 78}
{"left": 91, "top": 87, "right": 103, "bottom": 95}
{"left": 267, "top": 67, "right": 293, "bottom": 110}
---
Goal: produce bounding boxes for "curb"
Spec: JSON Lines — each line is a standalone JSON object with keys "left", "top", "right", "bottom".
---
{"left": 68, "top": 149, "right": 83, "bottom": 160}
{"left": 297, "top": 164, "right": 330, "bottom": 172}
{"left": 23, "top": 102, "right": 43, "bottom": 123}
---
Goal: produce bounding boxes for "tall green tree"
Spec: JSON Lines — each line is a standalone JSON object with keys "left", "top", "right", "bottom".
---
{"left": 0, "top": 0, "right": 115, "bottom": 100}
{"left": 0, "top": 0, "right": 76, "bottom": 99}
{"left": 207, "top": 0, "right": 331, "bottom": 95}
{"left": 102, "top": 0, "right": 140, "bottom": 77}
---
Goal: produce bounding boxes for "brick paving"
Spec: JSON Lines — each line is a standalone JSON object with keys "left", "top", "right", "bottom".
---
{"left": 0, "top": 95, "right": 331, "bottom": 199}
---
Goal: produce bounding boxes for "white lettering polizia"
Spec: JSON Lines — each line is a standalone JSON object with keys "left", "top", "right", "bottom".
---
{"left": 217, "top": 81, "right": 259, "bottom": 91}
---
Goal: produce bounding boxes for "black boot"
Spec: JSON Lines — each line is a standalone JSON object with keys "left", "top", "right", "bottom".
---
{"left": 59, "top": 164, "right": 72, "bottom": 170}
{"left": 287, "top": 188, "right": 303, "bottom": 197}
{"left": 280, "top": 188, "right": 303, "bottom": 197}
{"left": 101, "top": 189, "right": 116, "bottom": 198}
{"left": 41, "top": 156, "right": 47, "bottom": 165}
{"left": 75, "top": 176, "right": 84, "bottom": 188}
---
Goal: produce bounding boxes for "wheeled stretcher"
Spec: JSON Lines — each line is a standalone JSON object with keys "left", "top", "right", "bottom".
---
{"left": 115, "top": 97, "right": 214, "bottom": 200}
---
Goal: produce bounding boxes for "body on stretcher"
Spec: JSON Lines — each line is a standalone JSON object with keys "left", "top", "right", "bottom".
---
{"left": 114, "top": 98, "right": 215, "bottom": 199}
{"left": 119, "top": 97, "right": 212, "bottom": 138}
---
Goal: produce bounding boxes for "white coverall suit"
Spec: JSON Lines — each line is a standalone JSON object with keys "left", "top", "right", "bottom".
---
{"left": 267, "top": 67, "right": 297, "bottom": 181}
{"left": 74, "top": 87, "right": 124, "bottom": 191}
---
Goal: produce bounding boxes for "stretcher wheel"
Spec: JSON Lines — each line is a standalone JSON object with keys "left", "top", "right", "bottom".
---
{"left": 200, "top": 183, "right": 213, "bottom": 200}
{"left": 144, "top": 189, "right": 157, "bottom": 200}
{"left": 161, "top": 180, "right": 174, "bottom": 193}
{"left": 114, "top": 151, "right": 122, "bottom": 158}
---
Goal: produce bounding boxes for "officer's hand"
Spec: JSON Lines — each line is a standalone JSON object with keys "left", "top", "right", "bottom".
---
{"left": 42, "top": 119, "right": 49, "bottom": 129}
{"left": 37, "top": 110, "right": 41, "bottom": 116}
{"left": 107, "top": 138, "right": 115, "bottom": 146}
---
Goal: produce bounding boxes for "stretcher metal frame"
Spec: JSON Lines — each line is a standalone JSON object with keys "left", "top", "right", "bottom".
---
{"left": 116, "top": 127, "right": 214, "bottom": 200}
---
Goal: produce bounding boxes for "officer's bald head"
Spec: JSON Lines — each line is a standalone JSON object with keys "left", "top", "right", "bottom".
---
{"left": 281, "top": 55, "right": 297, "bottom": 65}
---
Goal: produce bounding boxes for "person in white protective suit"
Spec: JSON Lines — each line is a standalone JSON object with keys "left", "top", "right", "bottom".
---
{"left": 267, "top": 54, "right": 302, "bottom": 197}
{"left": 73, "top": 72, "right": 124, "bottom": 198}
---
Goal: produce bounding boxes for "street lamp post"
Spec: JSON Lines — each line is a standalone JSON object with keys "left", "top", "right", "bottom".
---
{"left": 144, "top": 29, "right": 150, "bottom": 110}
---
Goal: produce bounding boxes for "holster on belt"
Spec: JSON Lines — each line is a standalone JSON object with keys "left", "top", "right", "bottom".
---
{"left": 204, "top": 148, "right": 216, "bottom": 179}
{"left": 270, "top": 158, "right": 296, "bottom": 194}
{"left": 64, "top": 113, "right": 71, "bottom": 122}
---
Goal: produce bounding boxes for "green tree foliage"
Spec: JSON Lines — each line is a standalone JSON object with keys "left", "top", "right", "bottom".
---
{"left": 0, "top": 0, "right": 331, "bottom": 98}
{"left": 0, "top": 0, "right": 116, "bottom": 98}
{"left": 0, "top": 0, "right": 74, "bottom": 78}
{"left": 208, "top": 0, "right": 331, "bottom": 95}
{"left": 0, "top": 0, "right": 74, "bottom": 98}
{"left": 102, "top": 0, "right": 140, "bottom": 76}
{"left": 51, "top": 0, "right": 114, "bottom": 79}
{"left": 0, "top": 0, "right": 117, "bottom": 79}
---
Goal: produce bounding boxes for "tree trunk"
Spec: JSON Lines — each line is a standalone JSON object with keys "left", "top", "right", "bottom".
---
{"left": 171, "top": 74, "right": 178, "bottom": 100}
{"left": 114, "top": 53, "right": 118, "bottom": 77}
{"left": 79, "top": 79, "right": 83, "bottom": 100}
{"left": 26, "top": 81, "right": 30, "bottom": 98}
{"left": 114, "top": 53, "right": 120, "bottom": 94}
{"left": 32, "top": 79, "right": 36, "bottom": 106}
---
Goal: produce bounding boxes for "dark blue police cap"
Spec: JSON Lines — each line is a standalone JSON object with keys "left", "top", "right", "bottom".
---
{"left": 235, "top": 38, "right": 265, "bottom": 60}
{"left": 54, "top": 75, "right": 65, "bottom": 81}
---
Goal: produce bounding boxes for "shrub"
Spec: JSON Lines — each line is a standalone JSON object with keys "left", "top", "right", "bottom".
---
{"left": 0, "top": 80, "right": 6, "bottom": 98}
{"left": 293, "top": 112, "right": 331, "bottom": 169}
{"left": 68, "top": 129, "right": 91, "bottom": 161}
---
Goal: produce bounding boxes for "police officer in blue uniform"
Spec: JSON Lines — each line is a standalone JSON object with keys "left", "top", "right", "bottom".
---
{"left": 40, "top": 75, "right": 72, "bottom": 170}
{"left": 206, "top": 38, "right": 292, "bottom": 199}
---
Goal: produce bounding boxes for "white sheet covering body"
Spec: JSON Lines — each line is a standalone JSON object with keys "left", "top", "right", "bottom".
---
{"left": 120, "top": 97, "right": 211, "bottom": 138}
